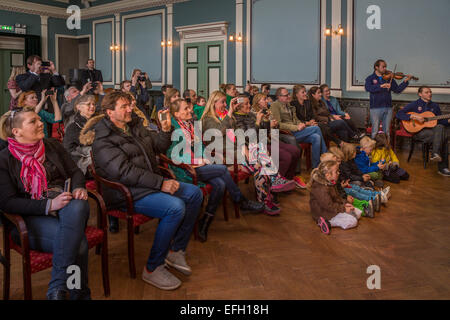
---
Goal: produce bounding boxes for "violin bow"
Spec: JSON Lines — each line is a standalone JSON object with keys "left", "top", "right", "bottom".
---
{"left": 388, "top": 64, "right": 397, "bottom": 90}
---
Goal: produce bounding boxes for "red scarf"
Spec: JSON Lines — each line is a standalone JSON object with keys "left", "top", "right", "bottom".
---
{"left": 7, "top": 138, "right": 48, "bottom": 200}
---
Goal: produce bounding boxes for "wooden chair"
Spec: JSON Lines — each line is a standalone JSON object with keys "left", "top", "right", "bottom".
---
{"left": 1, "top": 188, "right": 110, "bottom": 300}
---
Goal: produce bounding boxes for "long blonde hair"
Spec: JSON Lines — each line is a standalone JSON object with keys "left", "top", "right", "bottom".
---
{"left": 201, "top": 90, "right": 226, "bottom": 123}
{"left": 9, "top": 66, "right": 26, "bottom": 82}
{"left": 251, "top": 93, "right": 267, "bottom": 113}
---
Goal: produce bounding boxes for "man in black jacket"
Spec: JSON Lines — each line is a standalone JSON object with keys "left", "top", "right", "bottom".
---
{"left": 80, "top": 59, "right": 103, "bottom": 86}
{"left": 92, "top": 91, "right": 202, "bottom": 291}
{"left": 16, "top": 55, "right": 65, "bottom": 100}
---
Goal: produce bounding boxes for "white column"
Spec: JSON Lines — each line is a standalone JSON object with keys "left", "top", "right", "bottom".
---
{"left": 330, "top": 0, "right": 342, "bottom": 96}
{"left": 40, "top": 15, "right": 48, "bottom": 60}
{"left": 235, "top": 0, "right": 244, "bottom": 89}
{"left": 167, "top": 4, "right": 173, "bottom": 85}
{"left": 115, "top": 13, "right": 120, "bottom": 88}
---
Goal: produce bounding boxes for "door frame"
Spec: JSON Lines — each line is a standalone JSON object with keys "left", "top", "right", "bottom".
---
{"left": 176, "top": 21, "right": 228, "bottom": 93}
{"left": 55, "top": 34, "right": 92, "bottom": 75}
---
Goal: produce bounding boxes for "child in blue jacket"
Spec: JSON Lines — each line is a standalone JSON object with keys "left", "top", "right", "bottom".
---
{"left": 355, "top": 136, "right": 386, "bottom": 187}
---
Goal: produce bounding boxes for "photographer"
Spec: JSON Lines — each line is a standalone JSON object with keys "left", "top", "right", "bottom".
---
{"left": 130, "top": 69, "right": 152, "bottom": 119}
{"left": 16, "top": 55, "right": 65, "bottom": 100}
{"left": 80, "top": 59, "right": 103, "bottom": 87}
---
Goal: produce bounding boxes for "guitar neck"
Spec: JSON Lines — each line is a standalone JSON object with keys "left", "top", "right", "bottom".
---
{"left": 426, "top": 114, "right": 450, "bottom": 121}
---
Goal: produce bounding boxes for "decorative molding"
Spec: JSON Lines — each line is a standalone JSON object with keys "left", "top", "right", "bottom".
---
{"left": 176, "top": 21, "right": 228, "bottom": 93}
{"left": 246, "top": 0, "right": 326, "bottom": 87}
{"left": 330, "top": 0, "right": 341, "bottom": 91}
{"left": 121, "top": 9, "right": 165, "bottom": 86}
{"left": 0, "top": 0, "right": 188, "bottom": 20}
{"left": 235, "top": 0, "right": 243, "bottom": 88}
{"left": 41, "top": 15, "right": 48, "bottom": 60}
{"left": 93, "top": 17, "right": 114, "bottom": 85}
{"left": 114, "top": 13, "right": 120, "bottom": 87}
{"left": 55, "top": 33, "right": 91, "bottom": 73}
{"left": 167, "top": 4, "right": 173, "bottom": 85}
{"left": 345, "top": 0, "right": 450, "bottom": 95}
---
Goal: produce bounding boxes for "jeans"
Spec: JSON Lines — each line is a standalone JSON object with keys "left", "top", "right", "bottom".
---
{"left": 292, "top": 126, "right": 327, "bottom": 168}
{"left": 195, "top": 164, "right": 242, "bottom": 215}
{"left": 328, "top": 119, "right": 356, "bottom": 142}
{"left": 414, "top": 125, "right": 449, "bottom": 170}
{"left": 11, "top": 200, "right": 90, "bottom": 299}
{"left": 133, "top": 182, "right": 203, "bottom": 271}
{"left": 370, "top": 107, "right": 393, "bottom": 138}
{"left": 344, "top": 184, "right": 380, "bottom": 201}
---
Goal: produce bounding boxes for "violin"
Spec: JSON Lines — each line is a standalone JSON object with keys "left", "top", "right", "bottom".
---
{"left": 382, "top": 70, "right": 419, "bottom": 81}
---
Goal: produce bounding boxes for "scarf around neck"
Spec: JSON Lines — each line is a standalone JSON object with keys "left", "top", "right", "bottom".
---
{"left": 7, "top": 138, "right": 48, "bottom": 200}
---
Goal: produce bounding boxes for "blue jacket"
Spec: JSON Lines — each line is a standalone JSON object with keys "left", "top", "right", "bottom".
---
{"left": 354, "top": 147, "right": 380, "bottom": 174}
{"left": 396, "top": 98, "right": 449, "bottom": 127}
{"left": 365, "top": 73, "right": 409, "bottom": 109}
{"left": 322, "top": 96, "right": 345, "bottom": 116}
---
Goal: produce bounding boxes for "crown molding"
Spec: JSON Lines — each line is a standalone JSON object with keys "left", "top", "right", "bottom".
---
{"left": 0, "top": 0, "right": 189, "bottom": 20}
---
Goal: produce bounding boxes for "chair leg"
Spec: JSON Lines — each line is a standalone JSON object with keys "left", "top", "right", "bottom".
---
{"left": 422, "top": 143, "right": 427, "bottom": 169}
{"left": 234, "top": 202, "right": 240, "bottom": 219}
{"left": 407, "top": 139, "right": 415, "bottom": 163}
{"left": 127, "top": 218, "right": 136, "bottom": 279}
{"left": 134, "top": 226, "right": 140, "bottom": 235}
{"left": 101, "top": 233, "right": 110, "bottom": 297}
{"left": 222, "top": 192, "right": 229, "bottom": 221}
{"left": 305, "top": 147, "right": 312, "bottom": 171}
{"left": 3, "top": 227, "right": 10, "bottom": 300}
{"left": 22, "top": 254, "right": 32, "bottom": 300}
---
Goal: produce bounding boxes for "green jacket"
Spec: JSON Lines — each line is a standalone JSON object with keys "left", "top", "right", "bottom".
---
{"left": 193, "top": 104, "right": 205, "bottom": 121}
{"left": 270, "top": 101, "right": 301, "bottom": 132}
{"left": 166, "top": 116, "right": 205, "bottom": 186}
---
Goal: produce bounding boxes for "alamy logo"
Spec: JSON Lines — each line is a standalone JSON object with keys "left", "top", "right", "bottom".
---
{"left": 66, "top": 5, "right": 81, "bottom": 30}
{"left": 66, "top": 265, "right": 81, "bottom": 290}
{"left": 366, "top": 5, "right": 381, "bottom": 30}
{"left": 366, "top": 265, "right": 381, "bottom": 290}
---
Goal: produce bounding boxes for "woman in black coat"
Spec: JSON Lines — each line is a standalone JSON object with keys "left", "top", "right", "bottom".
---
{"left": 0, "top": 108, "right": 90, "bottom": 300}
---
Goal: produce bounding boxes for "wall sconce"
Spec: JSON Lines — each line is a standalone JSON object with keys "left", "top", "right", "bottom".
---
{"left": 161, "top": 40, "right": 172, "bottom": 47}
{"left": 229, "top": 33, "right": 243, "bottom": 42}
{"left": 325, "top": 24, "right": 344, "bottom": 36}
{"left": 109, "top": 45, "right": 120, "bottom": 51}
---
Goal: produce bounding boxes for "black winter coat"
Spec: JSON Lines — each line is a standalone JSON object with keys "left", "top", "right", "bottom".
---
{"left": 0, "top": 138, "right": 85, "bottom": 216}
{"left": 91, "top": 116, "right": 171, "bottom": 209}
{"left": 16, "top": 71, "right": 65, "bottom": 100}
{"left": 291, "top": 100, "right": 314, "bottom": 123}
{"left": 340, "top": 159, "right": 364, "bottom": 182}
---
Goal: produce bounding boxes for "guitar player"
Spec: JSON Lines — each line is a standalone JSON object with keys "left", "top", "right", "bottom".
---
{"left": 396, "top": 86, "right": 450, "bottom": 176}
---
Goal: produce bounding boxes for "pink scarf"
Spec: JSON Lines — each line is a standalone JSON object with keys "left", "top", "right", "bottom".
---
{"left": 7, "top": 138, "right": 48, "bottom": 200}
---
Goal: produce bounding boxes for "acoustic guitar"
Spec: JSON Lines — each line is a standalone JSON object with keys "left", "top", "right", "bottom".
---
{"left": 402, "top": 111, "right": 450, "bottom": 133}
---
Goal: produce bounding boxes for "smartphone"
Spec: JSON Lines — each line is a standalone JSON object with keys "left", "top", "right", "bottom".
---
{"left": 64, "top": 178, "right": 71, "bottom": 193}
{"left": 236, "top": 97, "right": 245, "bottom": 104}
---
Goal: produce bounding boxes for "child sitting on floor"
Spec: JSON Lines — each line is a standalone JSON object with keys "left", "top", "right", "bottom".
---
{"left": 355, "top": 136, "right": 386, "bottom": 188}
{"left": 339, "top": 143, "right": 390, "bottom": 205}
{"left": 309, "top": 160, "right": 362, "bottom": 234}
{"left": 371, "top": 133, "right": 409, "bottom": 183}
{"left": 323, "top": 150, "right": 375, "bottom": 217}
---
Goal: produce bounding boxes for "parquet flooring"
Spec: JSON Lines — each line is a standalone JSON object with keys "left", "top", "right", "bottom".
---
{"left": 1, "top": 149, "right": 449, "bottom": 300}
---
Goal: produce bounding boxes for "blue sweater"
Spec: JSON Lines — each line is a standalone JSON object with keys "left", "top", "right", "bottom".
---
{"left": 322, "top": 96, "right": 345, "bottom": 116}
{"left": 365, "top": 73, "right": 409, "bottom": 109}
{"left": 396, "top": 98, "right": 449, "bottom": 127}
{"left": 354, "top": 147, "right": 380, "bottom": 174}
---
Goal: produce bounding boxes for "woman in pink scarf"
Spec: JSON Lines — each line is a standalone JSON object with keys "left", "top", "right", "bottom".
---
{"left": 0, "top": 108, "right": 90, "bottom": 300}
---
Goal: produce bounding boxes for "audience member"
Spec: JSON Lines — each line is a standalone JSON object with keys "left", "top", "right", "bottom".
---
{"left": 7, "top": 66, "right": 26, "bottom": 110}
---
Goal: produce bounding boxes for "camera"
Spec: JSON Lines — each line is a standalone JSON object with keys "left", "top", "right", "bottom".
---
{"left": 262, "top": 109, "right": 268, "bottom": 115}
{"left": 138, "top": 73, "right": 146, "bottom": 82}
{"left": 91, "top": 81, "right": 98, "bottom": 90}
{"left": 41, "top": 61, "right": 50, "bottom": 67}
{"left": 236, "top": 97, "right": 245, "bottom": 104}
{"left": 45, "top": 89, "right": 54, "bottom": 96}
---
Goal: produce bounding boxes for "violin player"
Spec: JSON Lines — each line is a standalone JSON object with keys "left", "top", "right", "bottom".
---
{"left": 396, "top": 86, "right": 449, "bottom": 176}
{"left": 365, "top": 59, "right": 413, "bottom": 139}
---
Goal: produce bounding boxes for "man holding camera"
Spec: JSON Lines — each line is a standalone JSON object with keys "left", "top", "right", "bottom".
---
{"left": 16, "top": 55, "right": 66, "bottom": 100}
{"left": 130, "top": 69, "right": 152, "bottom": 119}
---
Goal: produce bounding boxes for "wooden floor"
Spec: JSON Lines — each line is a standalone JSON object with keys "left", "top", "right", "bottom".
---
{"left": 1, "top": 149, "right": 450, "bottom": 300}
